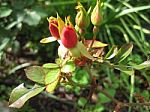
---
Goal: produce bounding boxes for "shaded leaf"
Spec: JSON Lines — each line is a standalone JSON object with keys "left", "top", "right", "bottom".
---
{"left": 40, "top": 37, "right": 57, "bottom": 43}
{"left": 84, "top": 40, "right": 108, "bottom": 48}
{"left": 76, "top": 41, "right": 93, "bottom": 60}
{"left": 46, "top": 77, "right": 60, "bottom": 93}
{"left": 0, "top": 7, "right": 12, "bottom": 18}
{"left": 25, "top": 66, "right": 45, "bottom": 84}
{"left": 23, "top": 10, "right": 41, "bottom": 26}
{"left": 43, "top": 63, "right": 59, "bottom": 69}
{"left": 9, "top": 84, "right": 45, "bottom": 108}
{"left": 114, "top": 65, "right": 134, "bottom": 75}
{"left": 105, "top": 46, "right": 118, "bottom": 59}
{"left": 114, "top": 43, "right": 133, "bottom": 63}
{"left": 61, "top": 61, "right": 75, "bottom": 73}
{"left": 78, "top": 97, "right": 87, "bottom": 107}
{"left": 72, "top": 68, "right": 90, "bottom": 85}
{"left": 98, "top": 89, "right": 116, "bottom": 103}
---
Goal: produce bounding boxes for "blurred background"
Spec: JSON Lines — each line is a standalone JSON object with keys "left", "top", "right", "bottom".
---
{"left": 0, "top": 0, "right": 150, "bottom": 112}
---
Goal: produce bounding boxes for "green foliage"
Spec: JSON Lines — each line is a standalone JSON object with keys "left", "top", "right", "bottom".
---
{"left": 0, "top": 0, "right": 150, "bottom": 112}
{"left": 25, "top": 66, "right": 45, "bottom": 84}
{"left": 9, "top": 84, "right": 45, "bottom": 108}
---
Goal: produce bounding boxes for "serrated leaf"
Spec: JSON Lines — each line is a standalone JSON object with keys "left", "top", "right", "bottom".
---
{"left": 61, "top": 61, "right": 75, "bottom": 73}
{"left": 133, "top": 61, "right": 150, "bottom": 70}
{"left": 43, "top": 63, "right": 59, "bottom": 69}
{"left": 0, "top": 7, "right": 12, "bottom": 18}
{"left": 105, "top": 46, "right": 118, "bottom": 59}
{"left": 114, "top": 43, "right": 133, "bottom": 63}
{"left": 46, "top": 77, "right": 60, "bottom": 93}
{"left": 9, "top": 84, "right": 45, "bottom": 108}
{"left": 40, "top": 37, "right": 57, "bottom": 43}
{"left": 25, "top": 66, "right": 45, "bottom": 84}
{"left": 85, "top": 40, "right": 108, "bottom": 48}
{"left": 76, "top": 41, "right": 93, "bottom": 60}
{"left": 114, "top": 65, "right": 134, "bottom": 75}
{"left": 45, "top": 69, "right": 60, "bottom": 85}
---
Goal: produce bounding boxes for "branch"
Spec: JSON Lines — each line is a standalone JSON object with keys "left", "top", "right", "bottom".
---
{"left": 97, "top": 86, "right": 150, "bottom": 107}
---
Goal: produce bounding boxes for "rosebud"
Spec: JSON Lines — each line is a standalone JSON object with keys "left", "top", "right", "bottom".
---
{"left": 75, "top": 2, "right": 90, "bottom": 29}
{"left": 48, "top": 17, "right": 60, "bottom": 39}
{"left": 61, "top": 26, "right": 78, "bottom": 48}
{"left": 91, "top": 0, "right": 102, "bottom": 26}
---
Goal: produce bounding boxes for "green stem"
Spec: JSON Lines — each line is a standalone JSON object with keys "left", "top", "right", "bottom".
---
{"left": 129, "top": 74, "right": 135, "bottom": 112}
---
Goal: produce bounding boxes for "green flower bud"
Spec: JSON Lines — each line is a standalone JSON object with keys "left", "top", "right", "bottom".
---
{"left": 91, "top": 0, "right": 102, "bottom": 26}
{"left": 75, "top": 2, "right": 90, "bottom": 29}
{"left": 69, "top": 47, "right": 81, "bottom": 58}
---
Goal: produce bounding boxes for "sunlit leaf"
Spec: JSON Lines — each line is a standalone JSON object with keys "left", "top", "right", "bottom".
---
{"left": 61, "top": 61, "right": 75, "bottom": 73}
{"left": 45, "top": 69, "right": 60, "bottom": 85}
{"left": 25, "top": 66, "right": 45, "bottom": 84}
{"left": 84, "top": 40, "right": 108, "bottom": 48}
{"left": 40, "top": 37, "right": 57, "bottom": 43}
{"left": 114, "top": 43, "right": 133, "bottom": 63}
{"left": 105, "top": 46, "right": 118, "bottom": 59}
{"left": 46, "top": 77, "right": 60, "bottom": 93}
{"left": 43, "top": 63, "right": 59, "bottom": 69}
{"left": 76, "top": 41, "right": 93, "bottom": 60}
{"left": 132, "top": 61, "right": 150, "bottom": 70}
{"left": 116, "top": 5, "right": 150, "bottom": 18}
{"left": 9, "top": 84, "right": 45, "bottom": 108}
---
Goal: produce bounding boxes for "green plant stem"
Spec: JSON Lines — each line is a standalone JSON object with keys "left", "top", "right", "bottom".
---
{"left": 129, "top": 74, "right": 135, "bottom": 112}
{"left": 97, "top": 86, "right": 150, "bottom": 107}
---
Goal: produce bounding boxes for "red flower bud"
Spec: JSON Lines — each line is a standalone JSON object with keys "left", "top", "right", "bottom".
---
{"left": 49, "top": 20, "right": 60, "bottom": 39}
{"left": 61, "top": 26, "right": 78, "bottom": 48}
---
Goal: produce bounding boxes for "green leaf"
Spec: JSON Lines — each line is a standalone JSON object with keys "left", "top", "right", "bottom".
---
{"left": 40, "top": 37, "right": 57, "bottom": 43}
{"left": 114, "top": 65, "right": 134, "bottom": 75}
{"left": 76, "top": 41, "right": 93, "bottom": 60}
{"left": 23, "top": 10, "right": 41, "bottom": 26}
{"left": 32, "top": 6, "right": 47, "bottom": 18}
{"left": 132, "top": 61, "right": 150, "bottom": 70}
{"left": 78, "top": 97, "right": 87, "bottom": 107}
{"left": 98, "top": 89, "right": 116, "bottom": 103}
{"left": 46, "top": 77, "right": 60, "bottom": 93}
{"left": 0, "top": 7, "right": 12, "bottom": 18}
{"left": 114, "top": 43, "right": 133, "bottom": 63}
{"left": 25, "top": 66, "right": 45, "bottom": 84}
{"left": 116, "top": 5, "right": 150, "bottom": 18}
{"left": 105, "top": 46, "right": 118, "bottom": 59}
{"left": 9, "top": 84, "right": 45, "bottom": 108}
{"left": 43, "top": 63, "right": 59, "bottom": 69}
{"left": 61, "top": 61, "right": 75, "bottom": 73}
{"left": 72, "top": 68, "right": 90, "bottom": 85}
{"left": 84, "top": 40, "right": 108, "bottom": 48}
{"left": 45, "top": 69, "right": 60, "bottom": 85}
